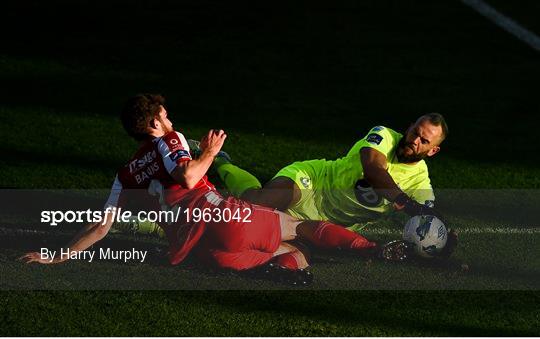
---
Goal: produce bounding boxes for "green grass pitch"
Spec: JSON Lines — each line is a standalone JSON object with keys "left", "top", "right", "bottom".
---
{"left": 0, "top": 0, "right": 539, "bottom": 336}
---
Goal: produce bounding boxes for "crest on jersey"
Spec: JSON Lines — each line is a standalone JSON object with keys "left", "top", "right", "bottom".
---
{"left": 372, "top": 126, "right": 384, "bottom": 132}
{"left": 366, "top": 133, "right": 383, "bottom": 145}
{"left": 300, "top": 177, "right": 311, "bottom": 189}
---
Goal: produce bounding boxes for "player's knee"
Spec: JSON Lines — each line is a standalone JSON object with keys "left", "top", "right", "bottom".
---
{"left": 251, "top": 177, "right": 299, "bottom": 210}
{"left": 278, "top": 212, "right": 302, "bottom": 240}
{"left": 240, "top": 187, "right": 291, "bottom": 211}
{"left": 239, "top": 188, "right": 266, "bottom": 205}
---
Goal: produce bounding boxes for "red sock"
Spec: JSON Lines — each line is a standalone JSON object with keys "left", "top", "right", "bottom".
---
{"left": 310, "top": 221, "right": 377, "bottom": 250}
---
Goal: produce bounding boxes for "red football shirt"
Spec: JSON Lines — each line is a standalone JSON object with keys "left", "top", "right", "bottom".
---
{"left": 105, "top": 130, "right": 214, "bottom": 209}
{"left": 104, "top": 130, "right": 215, "bottom": 264}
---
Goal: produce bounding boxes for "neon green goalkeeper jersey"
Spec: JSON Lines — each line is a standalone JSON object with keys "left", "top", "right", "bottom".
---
{"left": 293, "top": 126, "right": 435, "bottom": 225}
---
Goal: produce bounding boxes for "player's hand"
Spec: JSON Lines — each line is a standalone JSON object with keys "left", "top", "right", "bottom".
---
{"left": 394, "top": 193, "right": 441, "bottom": 218}
{"left": 200, "top": 129, "right": 227, "bottom": 157}
{"left": 19, "top": 252, "right": 59, "bottom": 265}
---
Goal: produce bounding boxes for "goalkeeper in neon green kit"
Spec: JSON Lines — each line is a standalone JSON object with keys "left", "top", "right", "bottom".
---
{"left": 219, "top": 114, "right": 442, "bottom": 220}
{"left": 215, "top": 113, "right": 457, "bottom": 256}
{"left": 118, "top": 113, "right": 456, "bottom": 256}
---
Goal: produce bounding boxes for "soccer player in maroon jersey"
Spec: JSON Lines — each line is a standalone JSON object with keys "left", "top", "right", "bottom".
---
{"left": 21, "top": 94, "right": 398, "bottom": 281}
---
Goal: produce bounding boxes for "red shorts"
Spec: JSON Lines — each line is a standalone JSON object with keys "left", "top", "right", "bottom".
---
{"left": 195, "top": 196, "right": 282, "bottom": 270}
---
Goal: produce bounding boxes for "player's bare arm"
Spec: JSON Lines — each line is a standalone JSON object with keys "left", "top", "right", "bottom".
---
{"left": 172, "top": 129, "right": 227, "bottom": 188}
{"left": 361, "top": 147, "right": 439, "bottom": 216}
{"left": 360, "top": 147, "right": 403, "bottom": 202}
{"left": 20, "top": 211, "right": 115, "bottom": 264}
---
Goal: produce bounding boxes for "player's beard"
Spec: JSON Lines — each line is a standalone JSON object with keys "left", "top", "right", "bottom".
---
{"left": 396, "top": 137, "right": 429, "bottom": 163}
{"left": 163, "top": 125, "right": 173, "bottom": 134}
{"left": 158, "top": 117, "right": 173, "bottom": 135}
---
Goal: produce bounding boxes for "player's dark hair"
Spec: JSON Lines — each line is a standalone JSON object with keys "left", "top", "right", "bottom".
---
{"left": 120, "top": 93, "right": 165, "bottom": 141}
{"left": 419, "top": 113, "right": 448, "bottom": 142}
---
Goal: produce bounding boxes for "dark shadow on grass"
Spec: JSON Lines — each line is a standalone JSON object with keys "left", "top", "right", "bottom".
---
{"left": 1, "top": 1, "right": 540, "bottom": 166}
{"left": 0, "top": 147, "right": 123, "bottom": 175}
{"left": 183, "top": 290, "right": 539, "bottom": 336}
{"left": 1, "top": 289, "right": 538, "bottom": 336}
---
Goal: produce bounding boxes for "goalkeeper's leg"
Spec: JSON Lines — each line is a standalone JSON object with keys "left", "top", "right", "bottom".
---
{"left": 110, "top": 217, "right": 164, "bottom": 238}
{"left": 215, "top": 160, "right": 300, "bottom": 211}
{"left": 215, "top": 161, "right": 263, "bottom": 198}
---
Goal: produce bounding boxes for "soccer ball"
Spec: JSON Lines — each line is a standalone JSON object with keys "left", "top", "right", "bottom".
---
{"left": 403, "top": 215, "right": 448, "bottom": 258}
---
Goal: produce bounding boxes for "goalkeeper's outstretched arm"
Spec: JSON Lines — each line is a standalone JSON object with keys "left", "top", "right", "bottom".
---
{"left": 361, "top": 147, "right": 405, "bottom": 202}
{"left": 360, "top": 147, "right": 436, "bottom": 217}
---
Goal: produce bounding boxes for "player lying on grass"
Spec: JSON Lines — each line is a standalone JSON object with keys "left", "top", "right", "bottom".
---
{"left": 21, "top": 94, "right": 406, "bottom": 280}
{"left": 210, "top": 113, "right": 457, "bottom": 257}
{"left": 111, "top": 111, "right": 456, "bottom": 258}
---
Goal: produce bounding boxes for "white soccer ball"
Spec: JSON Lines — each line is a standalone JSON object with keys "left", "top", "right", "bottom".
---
{"left": 403, "top": 215, "right": 448, "bottom": 258}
